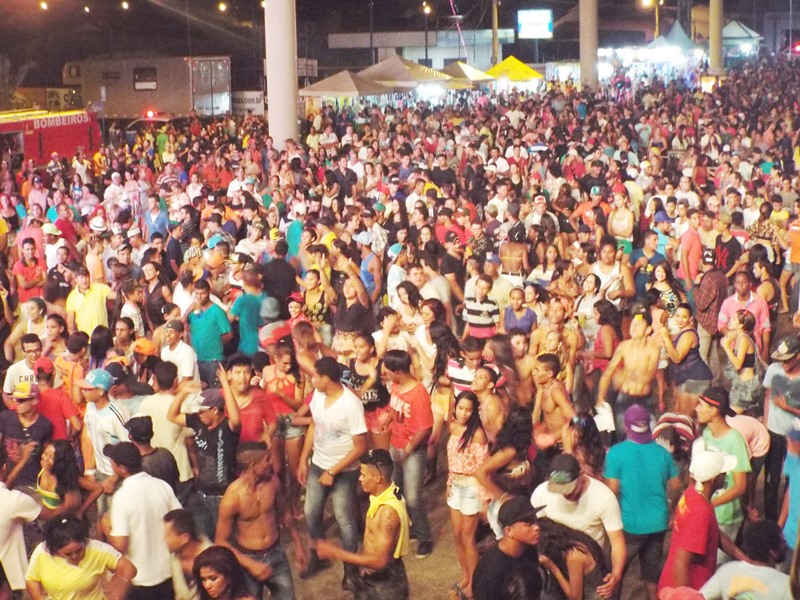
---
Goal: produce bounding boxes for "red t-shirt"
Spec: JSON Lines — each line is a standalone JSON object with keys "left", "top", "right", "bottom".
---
{"left": 37, "top": 387, "right": 79, "bottom": 440}
{"left": 388, "top": 382, "right": 433, "bottom": 449}
{"left": 658, "top": 487, "right": 719, "bottom": 592}
{"left": 237, "top": 389, "right": 277, "bottom": 443}
{"left": 13, "top": 259, "right": 45, "bottom": 303}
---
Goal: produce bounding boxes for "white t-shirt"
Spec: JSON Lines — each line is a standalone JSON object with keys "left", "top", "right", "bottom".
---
{"left": 0, "top": 483, "right": 41, "bottom": 590}
{"left": 84, "top": 401, "right": 130, "bottom": 476}
{"left": 3, "top": 360, "right": 36, "bottom": 395}
{"left": 309, "top": 386, "right": 367, "bottom": 472}
{"left": 700, "top": 561, "right": 791, "bottom": 600}
{"left": 161, "top": 340, "right": 200, "bottom": 383}
{"left": 138, "top": 392, "right": 194, "bottom": 482}
{"left": 530, "top": 476, "right": 623, "bottom": 547}
{"left": 110, "top": 472, "right": 181, "bottom": 586}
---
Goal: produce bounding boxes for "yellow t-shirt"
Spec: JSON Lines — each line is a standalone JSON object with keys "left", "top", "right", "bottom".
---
{"left": 26, "top": 539, "right": 121, "bottom": 600}
{"left": 65, "top": 283, "right": 111, "bottom": 335}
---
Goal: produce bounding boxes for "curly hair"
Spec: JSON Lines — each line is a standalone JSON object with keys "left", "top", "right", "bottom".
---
{"left": 538, "top": 518, "right": 608, "bottom": 580}
{"left": 193, "top": 545, "right": 252, "bottom": 600}
{"left": 492, "top": 406, "right": 533, "bottom": 460}
{"left": 46, "top": 440, "right": 81, "bottom": 499}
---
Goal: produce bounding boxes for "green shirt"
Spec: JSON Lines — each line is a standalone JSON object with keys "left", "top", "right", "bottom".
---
{"left": 702, "top": 427, "right": 751, "bottom": 525}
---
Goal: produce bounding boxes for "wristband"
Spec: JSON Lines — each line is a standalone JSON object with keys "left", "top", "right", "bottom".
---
{"left": 84, "top": 469, "right": 96, "bottom": 476}
{"left": 326, "top": 469, "right": 335, "bottom": 478}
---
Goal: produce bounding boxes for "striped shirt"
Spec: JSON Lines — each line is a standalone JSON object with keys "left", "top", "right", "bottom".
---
{"left": 447, "top": 357, "right": 477, "bottom": 396}
{"left": 463, "top": 295, "right": 499, "bottom": 338}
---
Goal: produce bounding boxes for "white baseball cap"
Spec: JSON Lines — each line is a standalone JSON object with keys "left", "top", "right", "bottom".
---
{"left": 689, "top": 449, "right": 737, "bottom": 484}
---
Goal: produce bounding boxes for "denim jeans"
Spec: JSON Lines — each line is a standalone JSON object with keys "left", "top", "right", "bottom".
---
{"left": 236, "top": 542, "right": 296, "bottom": 600}
{"left": 765, "top": 431, "right": 788, "bottom": 522}
{"left": 304, "top": 463, "right": 360, "bottom": 552}
{"left": 191, "top": 490, "right": 223, "bottom": 541}
{"left": 390, "top": 446, "right": 432, "bottom": 545}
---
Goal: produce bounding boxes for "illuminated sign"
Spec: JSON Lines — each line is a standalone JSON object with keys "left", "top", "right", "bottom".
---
{"left": 518, "top": 9, "right": 553, "bottom": 40}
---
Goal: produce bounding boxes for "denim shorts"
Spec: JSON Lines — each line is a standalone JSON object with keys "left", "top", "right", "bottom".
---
{"left": 678, "top": 379, "right": 711, "bottom": 394}
{"left": 274, "top": 413, "right": 306, "bottom": 440}
{"left": 447, "top": 475, "right": 484, "bottom": 516}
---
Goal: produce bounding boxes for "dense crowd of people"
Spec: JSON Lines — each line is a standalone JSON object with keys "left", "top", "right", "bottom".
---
{"left": 3, "top": 57, "right": 800, "bottom": 600}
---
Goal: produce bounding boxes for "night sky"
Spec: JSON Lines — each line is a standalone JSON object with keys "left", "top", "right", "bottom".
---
{"left": 0, "top": 0, "right": 780, "bottom": 88}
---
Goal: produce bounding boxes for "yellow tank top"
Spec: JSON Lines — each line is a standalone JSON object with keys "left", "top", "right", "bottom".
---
{"left": 367, "top": 484, "right": 410, "bottom": 559}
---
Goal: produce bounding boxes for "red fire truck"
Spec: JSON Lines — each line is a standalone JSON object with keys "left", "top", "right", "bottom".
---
{"left": 0, "top": 109, "right": 102, "bottom": 169}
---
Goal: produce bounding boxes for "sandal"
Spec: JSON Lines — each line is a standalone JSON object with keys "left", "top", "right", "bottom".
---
{"left": 449, "top": 583, "right": 472, "bottom": 600}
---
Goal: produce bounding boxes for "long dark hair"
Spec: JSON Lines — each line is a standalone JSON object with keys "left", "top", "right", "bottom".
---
{"left": 89, "top": 325, "right": 114, "bottom": 368}
{"left": 396, "top": 280, "right": 422, "bottom": 309}
{"left": 649, "top": 259, "right": 685, "bottom": 297}
{"left": 492, "top": 406, "right": 533, "bottom": 460}
{"left": 430, "top": 321, "right": 461, "bottom": 393}
{"left": 594, "top": 299, "right": 622, "bottom": 340}
{"left": 47, "top": 440, "right": 80, "bottom": 498}
{"left": 538, "top": 518, "right": 608, "bottom": 579}
{"left": 453, "top": 391, "right": 483, "bottom": 452}
{"left": 193, "top": 545, "right": 251, "bottom": 600}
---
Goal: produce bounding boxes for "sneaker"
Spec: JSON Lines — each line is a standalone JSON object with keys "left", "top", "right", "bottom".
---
{"left": 415, "top": 541, "right": 433, "bottom": 558}
{"left": 299, "top": 554, "right": 330, "bottom": 580}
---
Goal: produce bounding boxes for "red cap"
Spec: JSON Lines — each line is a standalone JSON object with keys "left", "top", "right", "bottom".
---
{"left": 33, "top": 356, "right": 55, "bottom": 375}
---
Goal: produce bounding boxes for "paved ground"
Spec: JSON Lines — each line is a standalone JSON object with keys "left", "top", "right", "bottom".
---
{"left": 290, "top": 455, "right": 652, "bottom": 600}
{"left": 289, "top": 315, "right": 799, "bottom": 599}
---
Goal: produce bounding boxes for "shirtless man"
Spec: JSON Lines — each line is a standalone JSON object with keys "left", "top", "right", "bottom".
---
{"left": 317, "top": 449, "right": 410, "bottom": 600}
{"left": 499, "top": 204, "right": 529, "bottom": 287}
{"left": 216, "top": 442, "right": 307, "bottom": 600}
{"left": 597, "top": 311, "right": 660, "bottom": 436}
{"left": 532, "top": 353, "right": 575, "bottom": 482}
{"left": 528, "top": 299, "right": 582, "bottom": 365}
{"left": 509, "top": 328, "right": 536, "bottom": 406}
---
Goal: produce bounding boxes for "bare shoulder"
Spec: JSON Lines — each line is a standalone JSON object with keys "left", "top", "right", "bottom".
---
{"left": 375, "top": 502, "right": 402, "bottom": 534}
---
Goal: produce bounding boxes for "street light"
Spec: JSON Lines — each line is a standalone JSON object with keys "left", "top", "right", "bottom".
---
{"left": 39, "top": 1, "right": 48, "bottom": 9}
{"left": 422, "top": 1, "right": 432, "bottom": 64}
{"left": 121, "top": 1, "right": 129, "bottom": 10}
{"left": 642, "top": 0, "right": 664, "bottom": 38}
{"left": 218, "top": 2, "right": 227, "bottom": 11}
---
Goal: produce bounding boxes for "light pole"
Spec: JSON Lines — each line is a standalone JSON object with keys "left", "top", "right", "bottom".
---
{"left": 369, "top": 0, "right": 375, "bottom": 64}
{"left": 422, "top": 2, "right": 432, "bottom": 64}
{"left": 642, "top": 0, "right": 662, "bottom": 38}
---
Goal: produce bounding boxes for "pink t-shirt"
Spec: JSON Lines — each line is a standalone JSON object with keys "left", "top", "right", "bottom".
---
{"left": 726, "top": 414, "right": 770, "bottom": 459}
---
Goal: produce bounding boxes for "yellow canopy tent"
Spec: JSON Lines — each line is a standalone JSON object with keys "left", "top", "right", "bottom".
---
{"left": 358, "top": 55, "right": 451, "bottom": 89}
{"left": 440, "top": 61, "right": 494, "bottom": 89}
{"left": 485, "top": 56, "right": 543, "bottom": 81}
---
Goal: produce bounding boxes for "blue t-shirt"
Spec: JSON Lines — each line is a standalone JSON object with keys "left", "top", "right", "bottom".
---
{"left": 286, "top": 220, "right": 303, "bottom": 258}
{"left": 231, "top": 292, "right": 266, "bottom": 356}
{"left": 630, "top": 249, "right": 665, "bottom": 299}
{"left": 604, "top": 439, "right": 678, "bottom": 534}
{"left": 188, "top": 303, "right": 231, "bottom": 361}
{"left": 784, "top": 453, "right": 800, "bottom": 550}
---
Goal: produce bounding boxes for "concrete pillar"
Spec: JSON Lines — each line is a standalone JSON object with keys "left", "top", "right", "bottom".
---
{"left": 709, "top": 0, "right": 724, "bottom": 73}
{"left": 579, "top": 0, "right": 599, "bottom": 89}
{"left": 264, "top": 0, "right": 299, "bottom": 148}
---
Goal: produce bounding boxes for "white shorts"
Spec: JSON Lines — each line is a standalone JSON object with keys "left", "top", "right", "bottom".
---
{"left": 447, "top": 475, "right": 484, "bottom": 516}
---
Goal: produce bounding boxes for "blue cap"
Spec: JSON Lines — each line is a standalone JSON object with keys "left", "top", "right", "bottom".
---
{"left": 78, "top": 369, "right": 114, "bottom": 392}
